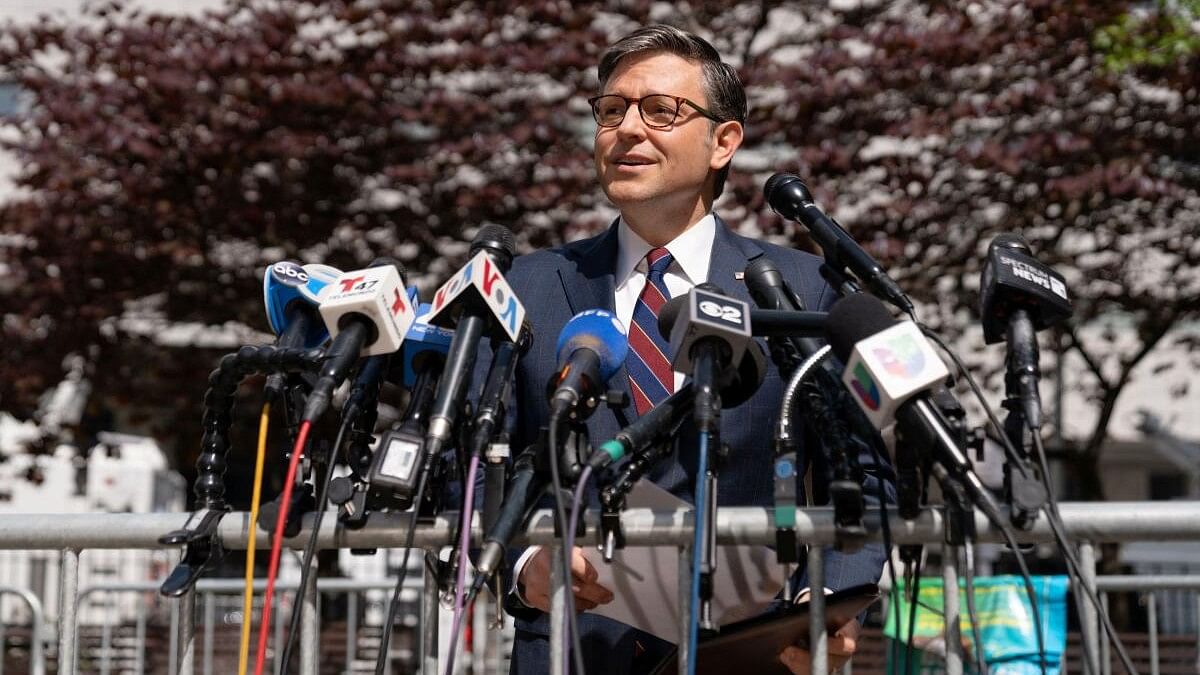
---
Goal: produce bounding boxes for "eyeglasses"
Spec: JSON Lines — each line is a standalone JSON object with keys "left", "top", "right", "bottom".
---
{"left": 587, "top": 94, "right": 722, "bottom": 129}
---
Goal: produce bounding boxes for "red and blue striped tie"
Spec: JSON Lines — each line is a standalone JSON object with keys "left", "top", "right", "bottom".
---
{"left": 627, "top": 247, "right": 676, "bottom": 416}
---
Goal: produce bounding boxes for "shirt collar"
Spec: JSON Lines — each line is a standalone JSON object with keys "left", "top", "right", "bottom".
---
{"left": 615, "top": 213, "right": 717, "bottom": 289}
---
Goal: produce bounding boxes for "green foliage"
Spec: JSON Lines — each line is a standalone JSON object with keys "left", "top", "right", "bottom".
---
{"left": 1094, "top": 0, "right": 1200, "bottom": 71}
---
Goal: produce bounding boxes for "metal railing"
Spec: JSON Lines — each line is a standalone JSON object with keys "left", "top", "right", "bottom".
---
{"left": 0, "top": 586, "right": 45, "bottom": 675}
{"left": 1, "top": 502, "right": 1199, "bottom": 674}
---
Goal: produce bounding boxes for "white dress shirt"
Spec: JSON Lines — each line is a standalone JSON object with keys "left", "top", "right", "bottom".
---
{"left": 513, "top": 214, "right": 718, "bottom": 599}
{"left": 613, "top": 214, "right": 717, "bottom": 391}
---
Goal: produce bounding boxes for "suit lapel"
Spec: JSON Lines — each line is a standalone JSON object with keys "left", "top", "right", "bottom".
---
{"left": 708, "top": 214, "right": 763, "bottom": 305}
{"left": 556, "top": 221, "right": 636, "bottom": 426}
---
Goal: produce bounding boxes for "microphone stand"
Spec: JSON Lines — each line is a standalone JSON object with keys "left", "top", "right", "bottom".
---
{"left": 690, "top": 341, "right": 725, "bottom": 637}
{"left": 1000, "top": 309, "right": 1048, "bottom": 530}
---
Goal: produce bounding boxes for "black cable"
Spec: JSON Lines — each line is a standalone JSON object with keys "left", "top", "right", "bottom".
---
{"left": 1031, "top": 433, "right": 1139, "bottom": 675}
{"left": 279, "top": 418, "right": 353, "bottom": 670}
{"left": 374, "top": 467, "right": 430, "bottom": 675}
{"left": 922, "top": 321, "right": 1133, "bottom": 675}
{"left": 990, "top": 514, "right": 1048, "bottom": 675}
{"left": 919, "top": 326, "right": 1029, "bottom": 479}
{"left": 904, "top": 564, "right": 921, "bottom": 675}
{"left": 960, "top": 545, "right": 989, "bottom": 675}
{"left": 865, "top": 442, "right": 905, "bottom": 673}
{"left": 547, "top": 416, "right": 588, "bottom": 675}
{"left": 916, "top": 325, "right": 1052, "bottom": 674}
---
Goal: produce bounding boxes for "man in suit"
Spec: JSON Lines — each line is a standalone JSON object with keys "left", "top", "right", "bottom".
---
{"left": 493, "top": 24, "right": 892, "bottom": 674}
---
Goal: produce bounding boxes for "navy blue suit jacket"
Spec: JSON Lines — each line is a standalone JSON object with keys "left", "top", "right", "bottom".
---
{"left": 484, "top": 216, "right": 891, "bottom": 674}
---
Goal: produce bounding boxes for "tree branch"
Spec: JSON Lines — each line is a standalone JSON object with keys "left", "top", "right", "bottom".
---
{"left": 1064, "top": 322, "right": 1113, "bottom": 391}
{"left": 1081, "top": 310, "right": 1181, "bottom": 459}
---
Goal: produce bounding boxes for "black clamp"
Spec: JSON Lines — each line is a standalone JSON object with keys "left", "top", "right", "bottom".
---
{"left": 158, "top": 509, "right": 227, "bottom": 597}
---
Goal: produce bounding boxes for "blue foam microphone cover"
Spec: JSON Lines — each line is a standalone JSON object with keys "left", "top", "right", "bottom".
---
{"left": 401, "top": 301, "right": 455, "bottom": 386}
{"left": 263, "top": 261, "right": 342, "bottom": 348}
{"left": 556, "top": 309, "right": 629, "bottom": 383}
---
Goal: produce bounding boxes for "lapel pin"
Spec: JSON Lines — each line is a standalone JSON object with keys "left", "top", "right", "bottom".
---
{"left": 734, "top": 272, "right": 745, "bottom": 280}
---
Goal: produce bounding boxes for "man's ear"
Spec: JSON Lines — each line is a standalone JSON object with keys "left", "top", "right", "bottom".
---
{"left": 710, "top": 120, "right": 744, "bottom": 171}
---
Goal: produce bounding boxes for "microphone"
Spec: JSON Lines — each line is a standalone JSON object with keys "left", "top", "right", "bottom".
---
{"left": 470, "top": 321, "right": 533, "bottom": 459}
{"left": 367, "top": 349, "right": 445, "bottom": 498}
{"left": 744, "top": 257, "right": 825, "bottom": 351}
{"left": 980, "top": 234, "right": 1072, "bottom": 430}
{"left": 657, "top": 283, "right": 753, "bottom": 433}
{"left": 261, "top": 261, "right": 342, "bottom": 400}
{"left": 825, "top": 293, "right": 1001, "bottom": 515}
{"left": 471, "top": 447, "right": 542, "bottom": 588}
{"left": 547, "top": 309, "right": 629, "bottom": 420}
{"left": 658, "top": 289, "right": 825, "bottom": 341}
{"left": 399, "top": 304, "right": 455, "bottom": 388}
{"left": 303, "top": 258, "right": 416, "bottom": 423}
{"left": 590, "top": 341, "right": 767, "bottom": 469}
{"left": 422, "top": 225, "right": 523, "bottom": 463}
{"left": 764, "top": 173, "right": 914, "bottom": 317}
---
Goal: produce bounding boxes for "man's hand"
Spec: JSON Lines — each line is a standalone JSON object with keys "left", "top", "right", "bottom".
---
{"left": 778, "top": 619, "right": 861, "bottom": 675}
{"left": 519, "top": 546, "right": 614, "bottom": 613}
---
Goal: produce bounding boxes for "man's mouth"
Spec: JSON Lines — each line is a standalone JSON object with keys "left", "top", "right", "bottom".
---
{"left": 614, "top": 156, "right": 654, "bottom": 167}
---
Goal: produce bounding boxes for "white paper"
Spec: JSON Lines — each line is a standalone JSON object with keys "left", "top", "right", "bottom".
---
{"left": 584, "top": 480, "right": 783, "bottom": 642}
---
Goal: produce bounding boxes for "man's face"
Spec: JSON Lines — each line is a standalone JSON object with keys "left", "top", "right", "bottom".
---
{"left": 593, "top": 52, "right": 722, "bottom": 214}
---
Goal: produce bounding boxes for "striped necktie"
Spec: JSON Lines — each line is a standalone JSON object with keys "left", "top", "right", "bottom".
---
{"left": 627, "top": 247, "right": 676, "bottom": 416}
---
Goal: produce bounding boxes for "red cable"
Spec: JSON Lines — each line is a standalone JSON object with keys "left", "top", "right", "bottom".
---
{"left": 253, "top": 419, "right": 312, "bottom": 675}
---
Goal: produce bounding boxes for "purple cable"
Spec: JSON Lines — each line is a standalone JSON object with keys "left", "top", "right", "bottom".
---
{"left": 444, "top": 454, "right": 481, "bottom": 675}
{"left": 561, "top": 464, "right": 594, "bottom": 674}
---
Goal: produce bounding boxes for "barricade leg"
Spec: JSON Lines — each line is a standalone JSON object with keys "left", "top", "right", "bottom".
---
{"left": 550, "top": 544, "right": 565, "bottom": 675}
{"left": 346, "top": 592, "right": 357, "bottom": 675}
{"left": 422, "top": 551, "right": 439, "bottom": 675}
{"left": 809, "top": 546, "right": 827, "bottom": 675}
{"left": 100, "top": 610, "right": 112, "bottom": 675}
{"left": 178, "top": 590, "right": 196, "bottom": 675}
{"left": 302, "top": 568, "right": 319, "bottom": 675}
{"left": 203, "top": 592, "right": 214, "bottom": 675}
{"left": 1147, "top": 593, "right": 1159, "bottom": 675}
{"left": 941, "top": 545, "right": 962, "bottom": 675}
{"left": 1100, "top": 593, "right": 1110, "bottom": 675}
{"left": 168, "top": 593, "right": 179, "bottom": 675}
{"left": 678, "top": 545, "right": 691, "bottom": 675}
{"left": 57, "top": 549, "right": 79, "bottom": 675}
{"left": 1079, "top": 542, "right": 1099, "bottom": 675}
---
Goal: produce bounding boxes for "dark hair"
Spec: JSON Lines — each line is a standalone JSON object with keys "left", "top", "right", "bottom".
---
{"left": 598, "top": 24, "right": 747, "bottom": 199}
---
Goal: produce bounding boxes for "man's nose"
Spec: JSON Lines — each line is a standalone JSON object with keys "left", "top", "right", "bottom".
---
{"left": 615, "top": 102, "right": 647, "bottom": 141}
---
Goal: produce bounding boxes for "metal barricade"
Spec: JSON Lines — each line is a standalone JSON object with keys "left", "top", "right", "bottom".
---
{"left": 1091, "top": 574, "right": 1200, "bottom": 675}
{"left": 0, "top": 585, "right": 46, "bottom": 675}
{"left": 1, "top": 502, "right": 1200, "bottom": 674}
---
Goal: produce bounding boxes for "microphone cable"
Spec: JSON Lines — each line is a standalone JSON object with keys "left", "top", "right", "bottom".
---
{"left": 961, "top": 543, "right": 990, "bottom": 675}
{"left": 374, "top": 468, "right": 431, "bottom": 675}
{"left": 237, "top": 402, "right": 272, "bottom": 675}
{"left": 278, "top": 414, "right": 354, "bottom": 671}
{"left": 443, "top": 454, "right": 482, "bottom": 675}
{"left": 253, "top": 419, "right": 314, "bottom": 675}
{"left": 547, "top": 414, "right": 590, "bottom": 675}
{"left": 920, "top": 325, "right": 1140, "bottom": 675}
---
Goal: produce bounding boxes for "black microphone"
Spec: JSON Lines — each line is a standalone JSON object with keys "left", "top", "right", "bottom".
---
{"left": 303, "top": 258, "right": 415, "bottom": 422}
{"left": 980, "top": 234, "right": 1072, "bottom": 430}
{"left": 471, "top": 447, "right": 542, "bottom": 590}
{"left": 764, "top": 173, "right": 915, "bottom": 317}
{"left": 591, "top": 340, "right": 767, "bottom": 469}
{"left": 422, "top": 225, "right": 522, "bottom": 463}
{"left": 744, "top": 257, "right": 826, "bottom": 352}
{"left": 469, "top": 322, "right": 532, "bottom": 460}
{"left": 368, "top": 350, "right": 444, "bottom": 497}
{"left": 657, "top": 283, "right": 753, "bottom": 433}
